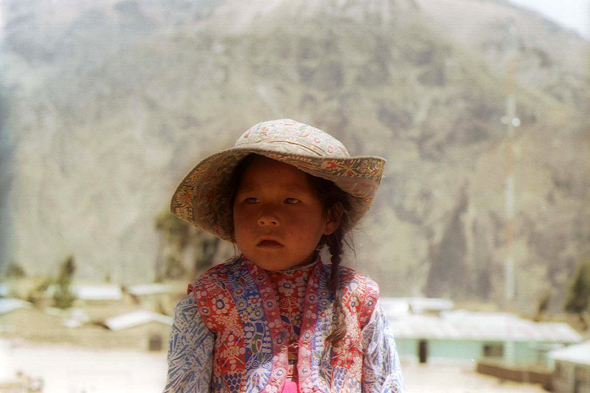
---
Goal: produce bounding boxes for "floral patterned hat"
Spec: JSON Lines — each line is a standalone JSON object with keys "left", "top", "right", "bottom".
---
{"left": 170, "top": 119, "right": 386, "bottom": 241}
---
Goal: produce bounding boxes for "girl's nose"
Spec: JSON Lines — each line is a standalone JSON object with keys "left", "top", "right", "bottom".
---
{"left": 257, "top": 214, "right": 279, "bottom": 227}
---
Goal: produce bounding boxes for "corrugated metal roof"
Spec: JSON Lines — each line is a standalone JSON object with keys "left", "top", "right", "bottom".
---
{"left": 386, "top": 309, "right": 581, "bottom": 343}
{"left": 63, "top": 308, "right": 90, "bottom": 328}
{"left": 46, "top": 284, "right": 123, "bottom": 300}
{"left": 73, "top": 285, "right": 123, "bottom": 300}
{"left": 104, "top": 310, "right": 172, "bottom": 331}
{"left": 127, "top": 283, "right": 172, "bottom": 296}
{"left": 549, "top": 341, "right": 590, "bottom": 365}
{"left": 379, "top": 297, "right": 454, "bottom": 315}
{"left": 0, "top": 298, "right": 31, "bottom": 315}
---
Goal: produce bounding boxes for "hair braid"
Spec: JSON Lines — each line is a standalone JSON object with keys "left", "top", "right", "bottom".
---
{"left": 306, "top": 174, "right": 353, "bottom": 347}
{"left": 325, "top": 226, "right": 347, "bottom": 345}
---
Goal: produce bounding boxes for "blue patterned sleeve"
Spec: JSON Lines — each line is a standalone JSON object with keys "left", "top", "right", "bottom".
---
{"left": 361, "top": 301, "right": 406, "bottom": 392}
{"left": 163, "top": 294, "right": 214, "bottom": 393}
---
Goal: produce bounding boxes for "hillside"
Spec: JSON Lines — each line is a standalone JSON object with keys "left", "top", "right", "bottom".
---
{"left": 1, "top": 0, "right": 588, "bottom": 313}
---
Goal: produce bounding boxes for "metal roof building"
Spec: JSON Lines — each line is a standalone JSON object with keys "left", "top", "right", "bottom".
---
{"left": 388, "top": 310, "right": 581, "bottom": 342}
{"left": 103, "top": 310, "right": 172, "bottom": 331}
{"left": 0, "top": 299, "right": 31, "bottom": 316}
{"left": 549, "top": 341, "right": 590, "bottom": 393}
{"left": 383, "top": 304, "right": 581, "bottom": 366}
{"left": 550, "top": 341, "right": 590, "bottom": 366}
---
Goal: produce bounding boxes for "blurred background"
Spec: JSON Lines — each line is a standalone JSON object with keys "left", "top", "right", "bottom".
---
{"left": 0, "top": 0, "right": 589, "bottom": 391}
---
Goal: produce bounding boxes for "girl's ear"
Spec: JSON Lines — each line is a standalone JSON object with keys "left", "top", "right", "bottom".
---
{"left": 323, "top": 204, "right": 343, "bottom": 236}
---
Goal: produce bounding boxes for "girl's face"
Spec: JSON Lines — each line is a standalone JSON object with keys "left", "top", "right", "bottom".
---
{"left": 233, "top": 157, "right": 340, "bottom": 271}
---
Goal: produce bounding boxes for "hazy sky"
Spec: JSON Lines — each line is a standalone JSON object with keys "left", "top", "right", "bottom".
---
{"left": 509, "top": 0, "right": 590, "bottom": 38}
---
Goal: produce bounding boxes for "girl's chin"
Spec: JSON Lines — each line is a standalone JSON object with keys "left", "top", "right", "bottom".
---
{"left": 246, "top": 256, "right": 315, "bottom": 272}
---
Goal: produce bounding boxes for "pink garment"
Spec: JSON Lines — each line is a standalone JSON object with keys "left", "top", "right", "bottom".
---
{"left": 281, "top": 380, "right": 300, "bottom": 393}
{"left": 268, "top": 264, "right": 311, "bottom": 393}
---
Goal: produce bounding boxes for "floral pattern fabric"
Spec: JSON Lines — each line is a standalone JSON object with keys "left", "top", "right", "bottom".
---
{"left": 267, "top": 262, "right": 315, "bottom": 381}
{"left": 164, "top": 256, "right": 405, "bottom": 392}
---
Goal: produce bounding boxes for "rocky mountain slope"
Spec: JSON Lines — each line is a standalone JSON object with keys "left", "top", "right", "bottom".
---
{"left": 1, "top": 0, "right": 588, "bottom": 312}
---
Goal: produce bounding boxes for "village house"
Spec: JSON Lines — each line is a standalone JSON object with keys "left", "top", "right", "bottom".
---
{"left": 0, "top": 280, "right": 179, "bottom": 353}
{"left": 0, "top": 298, "right": 32, "bottom": 336}
{"left": 0, "top": 298, "right": 67, "bottom": 342}
{"left": 549, "top": 341, "right": 590, "bottom": 393}
{"left": 382, "top": 298, "right": 582, "bottom": 368}
{"left": 125, "top": 283, "right": 183, "bottom": 315}
{"left": 70, "top": 284, "right": 123, "bottom": 305}
{"left": 101, "top": 310, "right": 173, "bottom": 351}
{"left": 0, "top": 283, "right": 8, "bottom": 297}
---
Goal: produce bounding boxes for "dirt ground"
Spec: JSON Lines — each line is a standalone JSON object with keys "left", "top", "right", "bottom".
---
{"left": 402, "top": 362, "right": 547, "bottom": 393}
{"left": 1, "top": 339, "right": 547, "bottom": 393}
{"left": 1, "top": 339, "right": 168, "bottom": 393}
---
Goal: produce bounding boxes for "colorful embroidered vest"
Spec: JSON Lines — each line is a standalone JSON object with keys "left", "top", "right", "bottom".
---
{"left": 189, "top": 256, "right": 379, "bottom": 392}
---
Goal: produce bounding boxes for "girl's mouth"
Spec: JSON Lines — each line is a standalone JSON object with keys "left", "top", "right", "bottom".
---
{"left": 257, "top": 240, "right": 283, "bottom": 248}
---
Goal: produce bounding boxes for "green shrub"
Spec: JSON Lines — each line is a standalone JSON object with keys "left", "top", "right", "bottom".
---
{"left": 564, "top": 258, "right": 590, "bottom": 314}
{"left": 53, "top": 256, "right": 77, "bottom": 309}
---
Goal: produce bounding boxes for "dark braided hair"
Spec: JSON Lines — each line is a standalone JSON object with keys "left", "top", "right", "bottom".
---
{"left": 229, "top": 154, "right": 354, "bottom": 346}
{"left": 307, "top": 175, "right": 353, "bottom": 346}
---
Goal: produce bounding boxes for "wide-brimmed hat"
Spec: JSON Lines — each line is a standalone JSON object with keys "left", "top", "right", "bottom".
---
{"left": 170, "top": 119, "right": 386, "bottom": 241}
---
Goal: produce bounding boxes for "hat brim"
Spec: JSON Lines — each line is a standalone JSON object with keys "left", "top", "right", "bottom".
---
{"left": 170, "top": 146, "right": 385, "bottom": 241}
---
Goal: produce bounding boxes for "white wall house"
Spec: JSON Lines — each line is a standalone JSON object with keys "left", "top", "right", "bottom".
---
{"left": 382, "top": 300, "right": 581, "bottom": 367}
{"left": 550, "top": 341, "right": 590, "bottom": 393}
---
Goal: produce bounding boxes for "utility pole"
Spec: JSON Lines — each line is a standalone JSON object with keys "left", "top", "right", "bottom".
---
{"left": 500, "top": 22, "right": 521, "bottom": 368}
{"left": 501, "top": 25, "right": 520, "bottom": 310}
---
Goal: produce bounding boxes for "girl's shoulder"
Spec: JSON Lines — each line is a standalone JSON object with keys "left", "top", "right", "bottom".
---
{"left": 334, "top": 265, "right": 380, "bottom": 325}
{"left": 187, "top": 257, "right": 242, "bottom": 295}
{"left": 201, "top": 257, "right": 241, "bottom": 277}
{"left": 336, "top": 264, "right": 380, "bottom": 296}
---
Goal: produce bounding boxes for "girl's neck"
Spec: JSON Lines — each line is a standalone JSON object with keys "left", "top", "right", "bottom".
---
{"left": 242, "top": 251, "right": 321, "bottom": 273}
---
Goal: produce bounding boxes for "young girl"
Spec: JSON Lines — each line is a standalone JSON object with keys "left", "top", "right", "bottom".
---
{"left": 164, "top": 119, "right": 405, "bottom": 392}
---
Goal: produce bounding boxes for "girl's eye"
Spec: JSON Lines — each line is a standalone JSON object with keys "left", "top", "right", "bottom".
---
{"left": 244, "top": 197, "right": 258, "bottom": 204}
{"left": 284, "top": 198, "right": 300, "bottom": 204}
